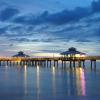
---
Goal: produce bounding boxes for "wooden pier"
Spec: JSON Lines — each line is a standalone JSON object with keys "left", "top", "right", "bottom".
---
{"left": 0, "top": 56, "right": 100, "bottom": 70}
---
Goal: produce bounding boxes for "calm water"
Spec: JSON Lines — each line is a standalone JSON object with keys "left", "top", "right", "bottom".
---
{"left": 0, "top": 61, "right": 100, "bottom": 100}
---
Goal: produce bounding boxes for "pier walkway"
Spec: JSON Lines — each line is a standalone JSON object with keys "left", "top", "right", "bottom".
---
{"left": 0, "top": 56, "right": 100, "bottom": 70}
{"left": 0, "top": 56, "right": 100, "bottom": 69}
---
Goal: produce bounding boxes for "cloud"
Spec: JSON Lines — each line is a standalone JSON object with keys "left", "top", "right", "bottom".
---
{"left": 0, "top": 27, "right": 7, "bottom": 34}
{"left": 12, "top": 0, "right": 100, "bottom": 26}
{"left": 0, "top": 7, "right": 19, "bottom": 21}
{"left": 13, "top": 7, "right": 91, "bottom": 25}
{"left": 92, "top": 0, "right": 100, "bottom": 13}
{"left": 9, "top": 37, "right": 63, "bottom": 43}
{"left": 10, "top": 38, "right": 30, "bottom": 42}
{"left": 0, "top": 1, "right": 100, "bottom": 45}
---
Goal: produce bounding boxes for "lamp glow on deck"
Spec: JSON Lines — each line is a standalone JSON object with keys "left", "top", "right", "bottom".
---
{"left": 15, "top": 58, "right": 21, "bottom": 64}
{"left": 81, "top": 55, "right": 86, "bottom": 57}
{"left": 75, "top": 54, "right": 86, "bottom": 57}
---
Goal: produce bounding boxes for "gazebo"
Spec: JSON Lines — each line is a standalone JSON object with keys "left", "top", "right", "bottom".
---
{"left": 60, "top": 47, "right": 86, "bottom": 58}
{"left": 12, "top": 51, "right": 30, "bottom": 58}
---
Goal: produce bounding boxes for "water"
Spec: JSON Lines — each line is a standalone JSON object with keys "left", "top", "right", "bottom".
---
{"left": 0, "top": 62, "right": 100, "bottom": 100}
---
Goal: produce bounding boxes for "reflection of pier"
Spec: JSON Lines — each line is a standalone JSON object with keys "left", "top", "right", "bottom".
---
{"left": 0, "top": 56, "right": 100, "bottom": 70}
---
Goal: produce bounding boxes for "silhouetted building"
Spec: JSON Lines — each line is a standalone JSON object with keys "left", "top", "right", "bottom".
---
{"left": 12, "top": 51, "right": 30, "bottom": 58}
{"left": 61, "top": 47, "right": 86, "bottom": 57}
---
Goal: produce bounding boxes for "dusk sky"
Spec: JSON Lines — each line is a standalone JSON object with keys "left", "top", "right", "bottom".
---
{"left": 0, "top": 0, "right": 100, "bottom": 57}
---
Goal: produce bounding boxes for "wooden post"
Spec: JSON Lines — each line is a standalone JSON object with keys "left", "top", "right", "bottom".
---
{"left": 50, "top": 60, "right": 51, "bottom": 67}
{"left": 73, "top": 61, "right": 75, "bottom": 68}
{"left": 44, "top": 61, "right": 46, "bottom": 67}
{"left": 6, "top": 61, "right": 8, "bottom": 66}
{"left": 47, "top": 61, "right": 48, "bottom": 67}
{"left": 83, "top": 61, "right": 85, "bottom": 68}
{"left": 94, "top": 60, "right": 96, "bottom": 71}
{"left": 35, "top": 61, "right": 37, "bottom": 66}
{"left": 62, "top": 61, "right": 64, "bottom": 68}
{"left": 57, "top": 61, "right": 58, "bottom": 68}
{"left": 64, "top": 61, "right": 66, "bottom": 68}
{"left": 91, "top": 60, "right": 92, "bottom": 70}
{"left": 70, "top": 61, "right": 72, "bottom": 69}
{"left": 78, "top": 61, "right": 81, "bottom": 67}
{"left": 54, "top": 61, "right": 55, "bottom": 67}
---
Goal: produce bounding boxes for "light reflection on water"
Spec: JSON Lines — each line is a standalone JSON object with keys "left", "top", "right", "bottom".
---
{"left": 52, "top": 66, "right": 56, "bottom": 96}
{"left": 36, "top": 65, "right": 40, "bottom": 100}
{"left": 75, "top": 68, "right": 86, "bottom": 96}
{"left": 0, "top": 63, "right": 100, "bottom": 99}
{"left": 24, "top": 65, "right": 28, "bottom": 95}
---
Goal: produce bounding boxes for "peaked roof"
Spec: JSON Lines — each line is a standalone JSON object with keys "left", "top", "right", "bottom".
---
{"left": 61, "top": 47, "right": 86, "bottom": 55}
{"left": 12, "top": 51, "right": 30, "bottom": 57}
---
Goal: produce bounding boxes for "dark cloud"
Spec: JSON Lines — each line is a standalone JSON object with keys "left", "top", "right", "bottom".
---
{"left": 12, "top": 0, "right": 100, "bottom": 26}
{"left": 92, "top": 0, "right": 100, "bottom": 13}
{"left": 13, "top": 7, "right": 90, "bottom": 25}
{"left": 0, "top": 0, "right": 100, "bottom": 26}
{"left": 0, "top": 0, "right": 100, "bottom": 44}
{"left": 0, "top": 27, "right": 6, "bottom": 34}
{"left": 0, "top": 25, "right": 34, "bottom": 37}
{"left": 75, "top": 39, "right": 91, "bottom": 43}
{"left": 0, "top": 26, "right": 9, "bottom": 35}
{"left": 0, "top": 7, "right": 19, "bottom": 21}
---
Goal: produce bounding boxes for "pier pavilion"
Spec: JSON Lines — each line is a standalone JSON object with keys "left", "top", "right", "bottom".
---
{"left": 12, "top": 51, "right": 30, "bottom": 58}
{"left": 60, "top": 47, "right": 86, "bottom": 58}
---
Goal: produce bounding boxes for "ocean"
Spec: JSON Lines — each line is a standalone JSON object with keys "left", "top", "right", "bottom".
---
{"left": 0, "top": 61, "right": 100, "bottom": 100}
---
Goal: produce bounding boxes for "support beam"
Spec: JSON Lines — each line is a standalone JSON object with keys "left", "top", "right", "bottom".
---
{"left": 70, "top": 61, "right": 72, "bottom": 69}
{"left": 73, "top": 61, "right": 75, "bottom": 68}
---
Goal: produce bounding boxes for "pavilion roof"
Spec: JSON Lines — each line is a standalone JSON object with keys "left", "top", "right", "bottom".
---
{"left": 12, "top": 51, "right": 30, "bottom": 57}
{"left": 60, "top": 47, "right": 86, "bottom": 55}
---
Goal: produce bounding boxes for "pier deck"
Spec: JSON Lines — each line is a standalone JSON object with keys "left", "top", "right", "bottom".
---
{"left": 0, "top": 56, "right": 100, "bottom": 70}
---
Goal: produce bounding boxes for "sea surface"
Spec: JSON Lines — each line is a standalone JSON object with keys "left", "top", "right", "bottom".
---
{"left": 0, "top": 61, "right": 100, "bottom": 100}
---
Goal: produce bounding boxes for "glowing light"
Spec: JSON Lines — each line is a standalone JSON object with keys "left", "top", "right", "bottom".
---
{"left": 75, "top": 54, "right": 81, "bottom": 57}
{"left": 81, "top": 55, "right": 86, "bottom": 57}
{"left": 75, "top": 54, "right": 86, "bottom": 57}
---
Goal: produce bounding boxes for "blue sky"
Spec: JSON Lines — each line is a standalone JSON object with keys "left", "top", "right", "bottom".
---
{"left": 0, "top": 0, "right": 100, "bottom": 56}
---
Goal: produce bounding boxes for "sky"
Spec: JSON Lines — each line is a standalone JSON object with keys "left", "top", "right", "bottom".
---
{"left": 0, "top": 0, "right": 100, "bottom": 57}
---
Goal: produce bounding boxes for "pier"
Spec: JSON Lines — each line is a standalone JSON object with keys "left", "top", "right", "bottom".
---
{"left": 0, "top": 56, "right": 100, "bottom": 70}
